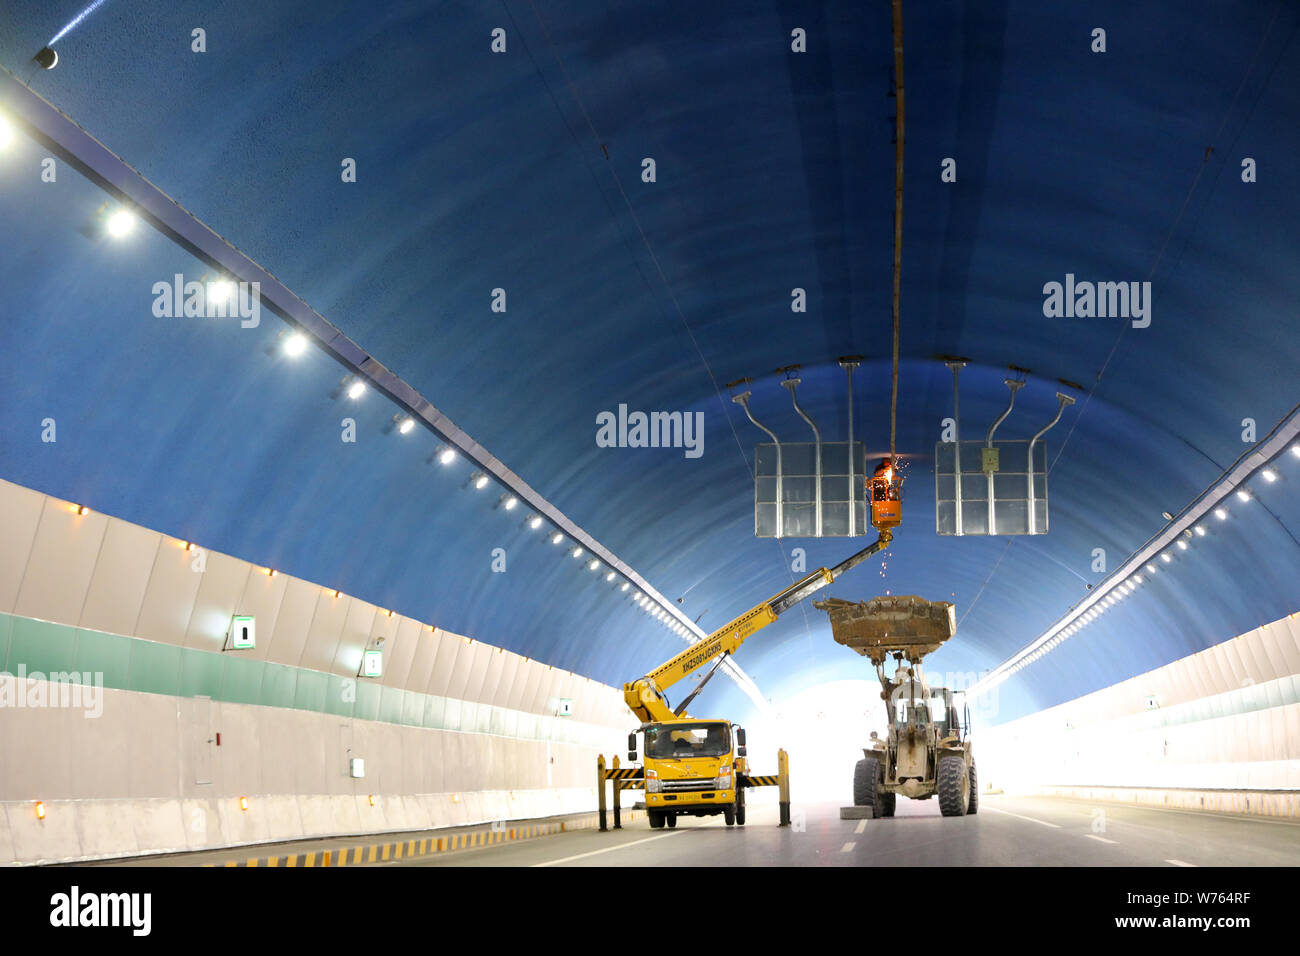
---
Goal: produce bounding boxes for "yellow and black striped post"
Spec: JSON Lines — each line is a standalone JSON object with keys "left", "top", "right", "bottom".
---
{"left": 598, "top": 754, "right": 607, "bottom": 831}
{"left": 612, "top": 755, "right": 622, "bottom": 829}
{"left": 778, "top": 749, "right": 791, "bottom": 827}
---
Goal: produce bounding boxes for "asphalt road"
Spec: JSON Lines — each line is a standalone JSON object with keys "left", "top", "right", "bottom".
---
{"left": 390, "top": 794, "right": 1300, "bottom": 867}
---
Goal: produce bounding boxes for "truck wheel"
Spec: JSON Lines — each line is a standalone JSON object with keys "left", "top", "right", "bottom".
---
{"left": 736, "top": 791, "right": 746, "bottom": 826}
{"left": 853, "top": 757, "right": 885, "bottom": 818}
{"left": 881, "top": 791, "right": 896, "bottom": 818}
{"left": 937, "top": 755, "right": 969, "bottom": 817}
{"left": 723, "top": 806, "right": 736, "bottom": 826}
{"left": 967, "top": 761, "right": 979, "bottom": 815}
{"left": 666, "top": 813, "right": 677, "bottom": 828}
{"left": 648, "top": 810, "right": 665, "bottom": 829}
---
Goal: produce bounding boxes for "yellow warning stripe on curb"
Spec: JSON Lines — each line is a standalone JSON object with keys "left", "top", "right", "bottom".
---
{"left": 203, "top": 813, "right": 635, "bottom": 867}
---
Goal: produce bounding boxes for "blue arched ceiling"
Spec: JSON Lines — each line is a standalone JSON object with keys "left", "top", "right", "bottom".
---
{"left": 1, "top": 1, "right": 1298, "bottom": 727}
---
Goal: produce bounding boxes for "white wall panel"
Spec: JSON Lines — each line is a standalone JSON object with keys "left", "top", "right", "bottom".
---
{"left": 403, "top": 626, "right": 438, "bottom": 694}
{"left": 382, "top": 616, "right": 418, "bottom": 689}
{"left": 135, "top": 540, "right": 205, "bottom": 647}
{"left": 0, "top": 479, "right": 44, "bottom": 614}
{"left": 14, "top": 498, "right": 107, "bottom": 626}
{"left": 183, "top": 550, "right": 253, "bottom": 652}
{"left": 299, "top": 592, "right": 348, "bottom": 672}
{"left": 78, "top": 518, "right": 160, "bottom": 637}
{"left": 426, "top": 630, "right": 461, "bottom": 697}
{"left": 264, "top": 577, "right": 318, "bottom": 667}
{"left": 232, "top": 566, "right": 289, "bottom": 662}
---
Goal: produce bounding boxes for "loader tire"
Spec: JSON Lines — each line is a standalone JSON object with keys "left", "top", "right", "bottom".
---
{"left": 648, "top": 810, "right": 666, "bottom": 829}
{"left": 881, "top": 791, "right": 896, "bottom": 818}
{"left": 853, "top": 757, "right": 885, "bottom": 818}
{"left": 967, "top": 761, "right": 979, "bottom": 814}
{"left": 666, "top": 813, "right": 677, "bottom": 828}
{"left": 724, "top": 806, "right": 736, "bottom": 826}
{"left": 938, "top": 755, "right": 969, "bottom": 817}
{"left": 736, "top": 790, "right": 746, "bottom": 826}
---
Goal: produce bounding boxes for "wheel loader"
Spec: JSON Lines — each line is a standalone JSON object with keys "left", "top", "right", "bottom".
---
{"left": 816, "top": 594, "right": 978, "bottom": 817}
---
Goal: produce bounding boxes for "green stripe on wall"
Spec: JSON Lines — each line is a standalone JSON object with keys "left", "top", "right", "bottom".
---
{"left": 0, "top": 611, "right": 611, "bottom": 748}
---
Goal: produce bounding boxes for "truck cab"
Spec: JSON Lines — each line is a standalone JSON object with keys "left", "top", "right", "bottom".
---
{"left": 632, "top": 719, "right": 748, "bottom": 828}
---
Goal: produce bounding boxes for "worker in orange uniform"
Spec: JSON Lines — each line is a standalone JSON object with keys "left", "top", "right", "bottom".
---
{"left": 870, "top": 457, "right": 902, "bottom": 530}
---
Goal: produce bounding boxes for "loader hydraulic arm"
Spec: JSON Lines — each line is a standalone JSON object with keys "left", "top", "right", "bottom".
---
{"left": 623, "top": 530, "right": 893, "bottom": 723}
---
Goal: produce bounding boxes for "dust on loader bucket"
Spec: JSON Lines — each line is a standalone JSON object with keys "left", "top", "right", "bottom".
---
{"left": 816, "top": 594, "right": 956, "bottom": 662}
{"left": 815, "top": 594, "right": 977, "bottom": 819}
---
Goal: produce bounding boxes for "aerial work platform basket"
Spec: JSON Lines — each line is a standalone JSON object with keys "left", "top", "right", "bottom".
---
{"left": 815, "top": 595, "right": 956, "bottom": 663}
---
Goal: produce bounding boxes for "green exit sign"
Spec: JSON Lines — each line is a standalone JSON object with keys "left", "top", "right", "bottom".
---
{"left": 230, "top": 615, "right": 256, "bottom": 649}
{"left": 361, "top": 649, "right": 383, "bottom": 678}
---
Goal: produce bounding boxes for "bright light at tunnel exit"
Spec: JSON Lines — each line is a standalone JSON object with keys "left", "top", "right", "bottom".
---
{"left": 747, "top": 680, "right": 894, "bottom": 801}
{"left": 0, "top": 116, "right": 12, "bottom": 149}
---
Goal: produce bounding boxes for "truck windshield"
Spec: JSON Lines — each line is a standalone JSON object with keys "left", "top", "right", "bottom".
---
{"left": 644, "top": 723, "right": 731, "bottom": 759}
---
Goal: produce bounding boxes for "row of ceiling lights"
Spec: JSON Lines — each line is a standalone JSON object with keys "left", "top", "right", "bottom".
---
{"left": 0, "top": 111, "right": 697, "bottom": 646}
{"left": 978, "top": 446, "right": 1300, "bottom": 693}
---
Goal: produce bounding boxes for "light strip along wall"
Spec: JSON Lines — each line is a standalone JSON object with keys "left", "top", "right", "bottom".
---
{"left": 970, "top": 402, "right": 1300, "bottom": 697}
{"left": 0, "top": 67, "right": 766, "bottom": 712}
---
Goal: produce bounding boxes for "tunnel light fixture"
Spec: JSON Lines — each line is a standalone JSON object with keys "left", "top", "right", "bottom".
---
{"left": 1146, "top": 563, "right": 1157, "bottom": 574}
{"left": 75, "top": 504, "right": 90, "bottom": 516}
{"left": 239, "top": 796, "right": 249, "bottom": 812}
{"left": 605, "top": 571, "right": 616, "bottom": 582}
{"left": 34, "top": 800, "right": 45, "bottom": 821}
{"left": 528, "top": 515, "right": 543, "bottom": 530}
{"left": 346, "top": 379, "right": 367, "bottom": 400}
{"left": 438, "top": 447, "right": 456, "bottom": 465}
{"left": 0, "top": 115, "right": 12, "bottom": 149}
{"left": 398, "top": 417, "right": 416, "bottom": 435}
{"left": 1215, "top": 507, "right": 1228, "bottom": 520}
{"left": 470, "top": 472, "right": 489, "bottom": 490}
{"left": 332, "top": 589, "right": 342, "bottom": 599}
{"left": 1160, "top": 553, "right": 1172, "bottom": 563}
{"left": 1194, "top": 525, "right": 1206, "bottom": 536}
{"left": 621, "top": 582, "right": 630, "bottom": 592}
{"left": 588, "top": 559, "right": 600, "bottom": 571}
{"left": 1262, "top": 468, "right": 1278, "bottom": 483}
{"left": 1292, "top": 445, "right": 1300, "bottom": 459}
{"left": 1235, "top": 490, "right": 1251, "bottom": 503}
{"left": 105, "top": 208, "right": 136, "bottom": 238}
{"left": 1176, "top": 540, "right": 1188, "bottom": 551}
{"left": 208, "top": 278, "right": 236, "bottom": 306}
{"left": 498, "top": 494, "right": 518, "bottom": 511}
{"left": 551, "top": 532, "right": 563, "bottom": 545}
{"left": 572, "top": 547, "right": 584, "bottom": 559}
{"left": 283, "top": 333, "right": 308, "bottom": 357}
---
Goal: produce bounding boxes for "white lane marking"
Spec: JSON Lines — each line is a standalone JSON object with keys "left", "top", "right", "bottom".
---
{"left": 531, "top": 831, "right": 680, "bottom": 867}
{"left": 1038, "top": 796, "right": 1300, "bottom": 828}
{"left": 855, "top": 820, "right": 868, "bottom": 834}
{"left": 1166, "top": 859, "right": 1197, "bottom": 867}
{"left": 1085, "top": 835, "right": 1117, "bottom": 844}
{"left": 841, "top": 842, "right": 856, "bottom": 853}
{"left": 985, "top": 806, "right": 1062, "bottom": 828}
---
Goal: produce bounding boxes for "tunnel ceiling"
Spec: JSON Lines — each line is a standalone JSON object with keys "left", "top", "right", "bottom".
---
{"left": 2, "top": 0, "right": 1299, "bottom": 725}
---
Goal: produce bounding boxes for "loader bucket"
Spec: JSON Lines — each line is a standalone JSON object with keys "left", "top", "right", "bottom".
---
{"left": 815, "top": 595, "right": 956, "bottom": 662}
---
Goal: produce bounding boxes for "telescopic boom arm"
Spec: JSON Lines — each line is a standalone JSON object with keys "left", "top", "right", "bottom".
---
{"left": 623, "top": 530, "right": 894, "bottom": 723}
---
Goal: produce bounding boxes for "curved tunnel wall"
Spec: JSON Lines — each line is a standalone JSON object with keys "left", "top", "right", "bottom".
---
{"left": 978, "top": 611, "right": 1300, "bottom": 817}
{"left": 0, "top": 476, "right": 630, "bottom": 864}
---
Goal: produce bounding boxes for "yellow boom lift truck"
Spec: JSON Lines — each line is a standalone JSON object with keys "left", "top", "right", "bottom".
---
{"left": 599, "top": 460, "right": 905, "bottom": 831}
